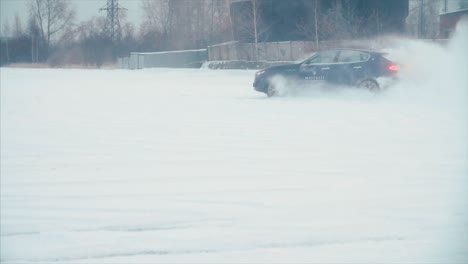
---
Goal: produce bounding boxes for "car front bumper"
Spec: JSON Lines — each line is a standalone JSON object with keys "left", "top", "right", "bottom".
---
{"left": 253, "top": 76, "right": 267, "bottom": 92}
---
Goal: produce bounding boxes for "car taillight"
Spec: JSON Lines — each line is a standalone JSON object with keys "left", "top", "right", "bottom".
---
{"left": 388, "top": 65, "right": 398, "bottom": 72}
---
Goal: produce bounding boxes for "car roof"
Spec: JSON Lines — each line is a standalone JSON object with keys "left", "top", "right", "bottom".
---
{"left": 318, "top": 48, "right": 386, "bottom": 56}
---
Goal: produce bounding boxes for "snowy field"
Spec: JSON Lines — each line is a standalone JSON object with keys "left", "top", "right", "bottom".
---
{"left": 1, "top": 25, "right": 467, "bottom": 263}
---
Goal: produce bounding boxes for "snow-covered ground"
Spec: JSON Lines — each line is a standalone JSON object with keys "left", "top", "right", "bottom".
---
{"left": 1, "top": 24, "right": 467, "bottom": 263}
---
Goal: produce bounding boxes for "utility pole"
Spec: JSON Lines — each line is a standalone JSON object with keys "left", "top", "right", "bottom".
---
{"left": 100, "top": 0, "right": 126, "bottom": 42}
{"left": 419, "top": 0, "right": 424, "bottom": 38}
{"left": 315, "top": 0, "right": 319, "bottom": 50}
{"left": 226, "top": 0, "right": 235, "bottom": 41}
{"left": 36, "top": 37, "right": 39, "bottom": 62}
{"left": 31, "top": 36, "right": 34, "bottom": 62}
{"left": 5, "top": 38, "right": 9, "bottom": 63}
{"left": 253, "top": 0, "right": 258, "bottom": 60}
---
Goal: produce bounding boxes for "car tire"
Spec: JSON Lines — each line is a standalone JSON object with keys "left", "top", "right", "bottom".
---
{"left": 357, "top": 79, "right": 380, "bottom": 91}
{"left": 266, "top": 82, "right": 278, "bottom": 97}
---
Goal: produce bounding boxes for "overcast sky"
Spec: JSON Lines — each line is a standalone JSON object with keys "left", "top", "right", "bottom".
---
{"left": 2, "top": 0, "right": 467, "bottom": 36}
{"left": 0, "top": 0, "right": 144, "bottom": 33}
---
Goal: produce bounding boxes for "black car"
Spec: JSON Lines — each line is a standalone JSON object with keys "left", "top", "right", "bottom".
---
{"left": 253, "top": 49, "right": 398, "bottom": 97}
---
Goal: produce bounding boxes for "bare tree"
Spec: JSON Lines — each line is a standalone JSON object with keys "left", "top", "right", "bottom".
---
{"left": 78, "top": 18, "right": 113, "bottom": 68}
{"left": 2, "top": 20, "right": 11, "bottom": 37}
{"left": 13, "top": 14, "right": 24, "bottom": 37}
{"left": 406, "top": 0, "right": 442, "bottom": 39}
{"left": 141, "top": 0, "right": 172, "bottom": 37}
{"left": 140, "top": 0, "right": 174, "bottom": 50}
{"left": 318, "top": 3, "right": 362, "bottom": 40}
{"left": 234, "top": 0, "right": 270, "bottom": 43}
{"left": 207, "top": 0, "right": 231, "bottom": 44}
{"left": 190, "top": 0, "right": 229, "bottom": 48}
{"left": 29, "top": 0, "right": 76, "bottom": 56}
{"left": 225, "top": 0, "right": 235, "bottom": 41}
{"left": 140, "top": 0, "right": 230, "bottom": 51}
{"left": 294, "top": 1, "right": 319, "bottom": 47}
{"left": 422, "top": 0, "right": 440, "bottom": 39}
{"left": 406, "top": 0, "right": 420, "bottom": 36}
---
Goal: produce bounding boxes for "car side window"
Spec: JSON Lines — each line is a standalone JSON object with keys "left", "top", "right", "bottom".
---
{"left": 304, "top": 51, "right": 339, "bottom": 65}
{"left": 338, "top": 51, "right": 370, "bottom": 63}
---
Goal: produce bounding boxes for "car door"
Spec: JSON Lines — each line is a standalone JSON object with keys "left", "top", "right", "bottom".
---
{"left": 299, "top": 50, "right": 340, "bottom": 84}
{"left": 335, "top": 50, "right": 371, "bottom": 85}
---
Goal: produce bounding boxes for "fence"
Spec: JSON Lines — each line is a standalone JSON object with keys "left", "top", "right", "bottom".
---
{"left": 209, "top": 41, "right": 325, "bottom": 62}
{"left": 208, "top": 38, "right": 449, "bottom": 62}
{"left": 208, "top": 40, "right": 386, "bottom": 62}
{"left": 119, "top": 39, "right": 448, "bottom": 69}
{"left": 120, "top": 49, "right": 208, "bottom": 69}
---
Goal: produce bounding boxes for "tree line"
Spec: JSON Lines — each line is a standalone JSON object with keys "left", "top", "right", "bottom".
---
{"left": 1, "top": 0, "right": 464, "bottom": 67}
{"left": 0, "top": 0, "right": 234, "bottom": 67}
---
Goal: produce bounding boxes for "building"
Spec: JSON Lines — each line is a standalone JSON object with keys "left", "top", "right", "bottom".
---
{"left": 229, "top": 0, "right": 409, "bottom": 42}
{"left": 440, "top": 8, "right": 468, "bottom": 38}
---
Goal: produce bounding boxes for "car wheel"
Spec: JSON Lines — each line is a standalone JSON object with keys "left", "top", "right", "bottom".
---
{"left": 266, "top": 83, "right": 278, "bottom": 97}
{"left": 358, "top": 79, "right": 380, "bottom": 91}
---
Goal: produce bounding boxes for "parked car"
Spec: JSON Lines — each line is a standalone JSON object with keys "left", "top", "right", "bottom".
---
{"left": 253, "top": 48, "right": 398, "bottom": 97}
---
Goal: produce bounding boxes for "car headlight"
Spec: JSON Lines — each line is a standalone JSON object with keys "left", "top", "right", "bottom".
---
{"left": 256, "top": 69, "right": 266, "bottom": 76}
